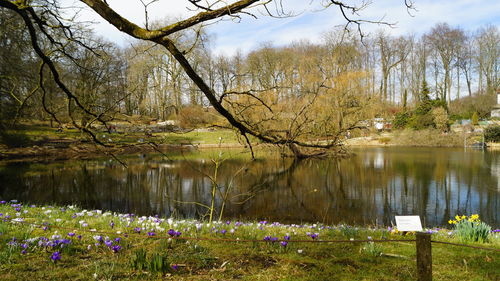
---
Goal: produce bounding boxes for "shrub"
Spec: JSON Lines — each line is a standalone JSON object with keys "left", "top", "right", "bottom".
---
{"left": 484, "top": 125, "right": 500, "bottom": 143}
{"left": 393, "top": 111, "right": 410, "bottom": 129}
{"left": 408, "top": 114, "right": 435, "bottom": 130}
{"left": 431, "top": 106, "right": 449, "bottom": 132}
{"left": 449, "top": 94, "right": 496, "bottom": 120}
{"left": 177, "top": 105, "right": 218, "bottom": 129}
{"left": 471, "top": 112, "right": 479, "bottom": 125}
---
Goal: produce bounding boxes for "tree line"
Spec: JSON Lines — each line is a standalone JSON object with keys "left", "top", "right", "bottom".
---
{"left": 0, "top": 0, "right": 498, "bottom": 157}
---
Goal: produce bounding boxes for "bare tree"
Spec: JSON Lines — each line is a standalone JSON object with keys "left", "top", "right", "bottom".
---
{"left": 457, "top": 31, "right": 476, "bottom": 97}
{"left": 376, "top": 31, "right": 407, "bottom": 101}
{"left": 426, "top": 23, "right": 465, "bottom": 104}
{"left": 0, "top": 0, "right": 415, "bottom": 158}
{"left": 475, "top": 25, "right": 500, "bottom": 95}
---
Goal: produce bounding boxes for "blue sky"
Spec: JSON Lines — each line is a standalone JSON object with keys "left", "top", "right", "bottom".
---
{"left": 71, "top": 0, "right": 500, "bottom": 55}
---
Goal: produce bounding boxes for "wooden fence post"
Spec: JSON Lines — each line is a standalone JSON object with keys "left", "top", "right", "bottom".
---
{"left": 416, "top": 232, "right": 432, "bottom": 281}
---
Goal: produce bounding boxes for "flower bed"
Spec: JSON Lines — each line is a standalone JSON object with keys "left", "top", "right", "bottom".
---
{"left": 0, "top": 200, "right": 499, "bottom": 280}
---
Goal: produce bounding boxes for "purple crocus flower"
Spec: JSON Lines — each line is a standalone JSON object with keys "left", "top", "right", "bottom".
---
{"left": 172, "top": 264, "right": 179, "bottom": 271}
{"left": 115, "top": 237, "right": 121, "bottom": 243}
{"left": 77, "top": 235, "right": 82, "bottom": 240}
{"left": 0, "top": 201, "right": 6, "bottom": 204}
{"left": 271, "top": 237, "right": 279, "bottom": 242}
{"left": 284, "top": 235, "right": 291, "bottom": 241}
{"left": 15, "top": 207, "right": 21, "bottom": 212}
{"left": 7, "top": 238, "right": 17, "bottom": 247}
{"left": 168, "top": 229, "right": 176, "bottom": 237}
{"left": 110, "top": 221, "right": 115, "bottom": 229}
{"left": 61, "top": 239, "right": 71, "bottom": 247}
{"left": 104, "top": 240, "right": 113, "bottom": 247}
{"left": 280, "top": 241, "right": 288, "bottom": 247}
{"left": 147, "top": 231, "right": 156, "bottom": 237}
{"left": 263, "top": 236, "right": 272, "bottom": 241}
{"left": 309, "top": 233, "right": 319, "bottom": 240}
{"left": 134, "top": 227, "right": 141, "bottom": 234}
{"left": 68, "top": 232, "right": 75, "bottom": 237}
{"left": 111, "top": 245, "right": 121, "bottom": 253}
{"left": 492, "top": 229, "right": 500, "bottom": 233}
{"left": 51, "top": 251, "right": 61, "bottom": 262}
{"left": 221, "top": 229, "right": 227, "bottom": 235}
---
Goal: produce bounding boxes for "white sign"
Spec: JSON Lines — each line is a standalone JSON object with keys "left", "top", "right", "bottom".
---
{"left": 395, "top": 216, "right": 423, "bottom": 232}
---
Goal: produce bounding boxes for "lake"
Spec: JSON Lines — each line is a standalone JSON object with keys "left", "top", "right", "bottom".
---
{"left": 0, "top": 147, "right": 498, "bottom": 227}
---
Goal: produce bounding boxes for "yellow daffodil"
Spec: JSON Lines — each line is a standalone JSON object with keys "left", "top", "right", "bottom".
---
{"left": 468, "top": 214, "right": 480, "bottom": 222}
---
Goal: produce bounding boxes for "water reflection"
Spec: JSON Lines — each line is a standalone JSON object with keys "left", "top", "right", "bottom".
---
{"left": 0, "top": 147, "right": 498, "bottom": 227}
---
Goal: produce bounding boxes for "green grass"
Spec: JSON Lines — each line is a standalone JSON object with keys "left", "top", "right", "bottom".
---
{"left": 1, "top": 122, "right": 246, "bottom": 147}
{"left": 157, "top": 130, "right": 243, "bottom": 145}
{"left": 0, "top": 202, "right": 498, "bottom": 280}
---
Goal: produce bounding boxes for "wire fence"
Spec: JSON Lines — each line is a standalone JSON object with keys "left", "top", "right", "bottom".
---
{"left": 6, "top": 218, "right": 500, "bottom": 251}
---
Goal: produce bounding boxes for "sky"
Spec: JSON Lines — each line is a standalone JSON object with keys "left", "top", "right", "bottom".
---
{"left": 67, "top": 0, "right": 500, "bottom": 55}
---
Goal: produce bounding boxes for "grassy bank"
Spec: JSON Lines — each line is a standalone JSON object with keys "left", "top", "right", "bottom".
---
{"left": 0, "top": 123, "right": 250, "bottom": 160}
{"left": 391, "top": 129, "right": 467, "bottom": 147}
{"left": 0, "top": 123, "right": 243, "bottom": 147}
{"left": 0, "top": 201, "right": 498, "bottom": 280}
{"left": 346, "top": 129, "right": 489, "bottom": 148}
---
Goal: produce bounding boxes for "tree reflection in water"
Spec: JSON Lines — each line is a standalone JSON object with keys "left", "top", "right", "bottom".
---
{"left": 0, "top": 147, "right": 498, "bottom": 227}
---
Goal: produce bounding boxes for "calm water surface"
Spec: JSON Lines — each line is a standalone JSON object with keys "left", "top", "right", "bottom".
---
{"left": 0, "top": 147, "right": 499, "bottom": 227}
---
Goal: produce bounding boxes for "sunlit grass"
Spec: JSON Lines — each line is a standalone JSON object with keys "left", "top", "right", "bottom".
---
{"left": 2, "top": 122, "right": 252, "bottom": 147}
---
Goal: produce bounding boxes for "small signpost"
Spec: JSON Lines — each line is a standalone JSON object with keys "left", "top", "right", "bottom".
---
{"left": 395, "top": 216, "right": 423, "bottom": 232}
{"left": 395, "top": 216, "right": 432, "bottom": 281}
